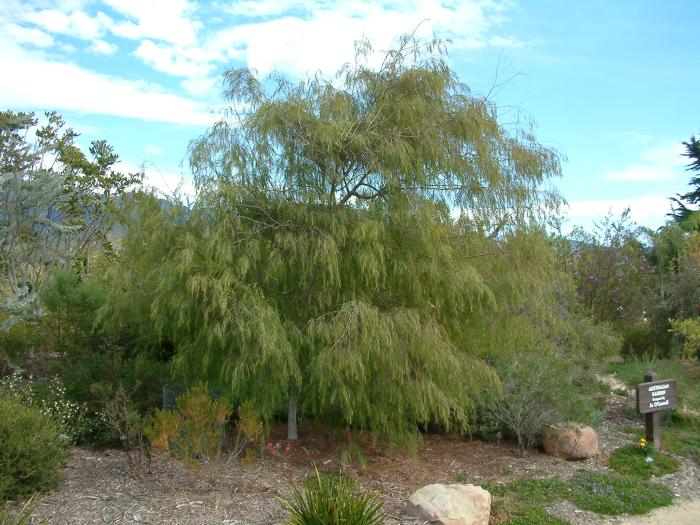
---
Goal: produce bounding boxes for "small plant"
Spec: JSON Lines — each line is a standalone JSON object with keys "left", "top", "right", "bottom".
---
{"left": 103, "top": 386, "right": 150, "bottom": 478}
{"left": 237, "top": 401, "right": 264, "bottom": 461}
{"left": 283, "top": 471, "right": 386, "bottom": 525}
{"left": 145, "top": 384, "right": 232, "bottom": 485}
{"left": 608, "top": 444, "right": 679, "bottom": 479}
{"left": 0, "top": 397, "right": 67, "bottom": 500}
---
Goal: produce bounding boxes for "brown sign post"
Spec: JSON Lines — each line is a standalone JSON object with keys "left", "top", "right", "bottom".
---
{"left": 635, "top": 372, "right": 677, "bottom": 450}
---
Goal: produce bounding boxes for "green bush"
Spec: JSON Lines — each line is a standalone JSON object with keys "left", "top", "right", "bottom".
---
{"left": 283, "top": 472, "right": 386, "bottom": 525}
{"left": 478, "top": 352, "right": 606, "bottom": 453}
{"left": 0, "top": 397, "right": 67, "bottom": 501}
{"left": 608, "top": 445, "right": 680, "bottom": 479}
{"left": 620, "top": 323, "right": 667, "bottom": 359}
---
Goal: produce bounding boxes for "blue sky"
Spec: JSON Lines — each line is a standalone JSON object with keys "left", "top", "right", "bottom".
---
{"left": 2, "top": 0, "right": 698, "bottom": 231}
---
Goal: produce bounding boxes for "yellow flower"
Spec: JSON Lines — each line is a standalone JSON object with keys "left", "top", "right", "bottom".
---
{"left": 639, "top": 438, "right": 647, "bottom": 448}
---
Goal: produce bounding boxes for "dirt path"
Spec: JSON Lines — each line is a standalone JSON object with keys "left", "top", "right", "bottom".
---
{"left": 612, "top": 499, "right": 700, "bottom": 524}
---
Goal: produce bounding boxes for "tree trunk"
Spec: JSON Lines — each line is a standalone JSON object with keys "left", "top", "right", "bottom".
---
{"left": 287, "top": 395, "right": 298, "bottom": 441}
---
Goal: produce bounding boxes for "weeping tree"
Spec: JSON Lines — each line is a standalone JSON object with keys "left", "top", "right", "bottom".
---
{"left": 134, "top": 35, "right": 563, "bottom": 445}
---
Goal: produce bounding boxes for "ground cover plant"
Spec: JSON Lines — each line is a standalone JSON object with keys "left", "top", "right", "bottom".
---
{"left": 608, "top": 444, "right": 680, "bottom": 479}
{"left": 483, "top": 470, "right": 675, "bottom": 524}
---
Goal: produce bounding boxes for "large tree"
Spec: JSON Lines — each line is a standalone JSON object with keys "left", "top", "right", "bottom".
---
{"left": 129, "top": 35, "right": 563, "bottom": 444}
{"left": 0, "top": 111, "right": 140, "bottom": 330}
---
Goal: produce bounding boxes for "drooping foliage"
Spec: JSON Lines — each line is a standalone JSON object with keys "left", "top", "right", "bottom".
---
{"left": 101, "top": 35, "right": 576, "bottom": 446}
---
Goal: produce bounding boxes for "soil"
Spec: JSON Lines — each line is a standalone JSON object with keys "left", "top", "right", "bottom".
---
{"left": 9, "top": 376, "right": 700, "bottom": 524}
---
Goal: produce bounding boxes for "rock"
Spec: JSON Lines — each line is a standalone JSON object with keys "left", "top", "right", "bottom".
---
{"left": 406, "top": 483, "right": 491, "bottom": 525}
{"left": 542, "top": 422, "right": 598, "bottom": 460}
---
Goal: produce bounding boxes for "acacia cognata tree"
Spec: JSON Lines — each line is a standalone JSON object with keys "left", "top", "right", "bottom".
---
{"left": 146, "top": 35, "right": 563, "bottom": 445}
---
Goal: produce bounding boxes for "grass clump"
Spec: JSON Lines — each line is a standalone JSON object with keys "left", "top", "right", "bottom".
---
{"left": 568, "top": 470, "right": 673, "bottom": 516}
{"left": 283, "top": 471, "right": 385, "bottom": 525}
{"left": 609, "top": 445, "right": 680, "bottom": 479}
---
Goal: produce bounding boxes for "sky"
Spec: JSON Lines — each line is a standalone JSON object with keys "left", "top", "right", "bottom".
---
{"left": 1, "top": 0, "right": 698, "bottom": 232}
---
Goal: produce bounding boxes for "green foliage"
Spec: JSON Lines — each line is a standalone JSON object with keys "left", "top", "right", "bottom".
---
{"left": 620, "top": 322, "right": 666, "bottom": 359}
{"left": 567, "top": 470, "right": 673, "bottom": 515}
{"left": 145, "top": 385, "right": 232, "bottom": 479}
{"left": 670, "top": 317, "right": 700, "bottom": 359}
{"left": 608, "top": 444, "right": 680, "bottom": 479}
{"left": 670, "top": 135, "right": 700, "bottom": 224}
{"left": 0, "top": 397, "right": 67, "bottom": 501}
{"left": 283, "top": 472, "right": 385, "bottom": 525}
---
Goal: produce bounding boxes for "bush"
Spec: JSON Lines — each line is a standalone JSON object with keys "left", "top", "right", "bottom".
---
{"left": 0, "top": 373, "right": 91, "bottom": 444}
{"left": 145, "top": 385, "right": 232, "bottom": 484}
{"left": 620, "top": 322, "right": 668, "bottom": 359}
{"left": 283, "top": 471, "right": 385, "bottom": 525}
{"left": 478, "top": 352, "right": 606, "bottom": 453}
{"left": 103, "top": 386, "right": 150, "bottom": 478}
{"left": 0, "top": 397, "right": 67, "bottom": 501}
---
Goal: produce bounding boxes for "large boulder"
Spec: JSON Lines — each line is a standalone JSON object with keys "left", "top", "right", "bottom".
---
{"left": 406, "top": 483, "right": 491, "bottom": 525}
{"left": 542, "top": 422, "right": 598, "bottom": 460}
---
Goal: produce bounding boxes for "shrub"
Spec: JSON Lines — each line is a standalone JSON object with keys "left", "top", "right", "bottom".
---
{"left": 103, "top": 386, "right": 150, "bottom": 478}
{"left": 145, "top": 385, "right": 232, "bottom": 484}
{"left": 478, "top": 352, "right": 605, "bottom": 453}
{"left": 0, "top": 397, "right": 67, "bottom": 501}
{"left": 620, "top": 322, "right": 667, "bottom": 359}
{"left": 0, "top": 373, "right": 90, "bottom": 444}
{"left": 283, "top": 471, "right": 385, "bottom": 525}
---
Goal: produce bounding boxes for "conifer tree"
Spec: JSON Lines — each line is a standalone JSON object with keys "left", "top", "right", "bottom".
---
{"left": 137, "top": 35, "right": 563, "bottom": 444}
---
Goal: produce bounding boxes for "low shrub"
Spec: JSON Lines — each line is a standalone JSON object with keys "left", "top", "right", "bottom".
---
{"left": 478, "top": 352, "right": 606, "bottom": 453}
{"left": 145, "top": 384, "right": 232, "bottom": 485}
{"left": 0, "top": 397, "right": 67, "bottom": 501}
{"left": 103, "top": 386, "right": 150, "bottom": 478}
{"left": 608, "top": 444, "right": 679, "bottom": 479}
{"left": 283, "top": 471, "right": 385, "bottom": 525}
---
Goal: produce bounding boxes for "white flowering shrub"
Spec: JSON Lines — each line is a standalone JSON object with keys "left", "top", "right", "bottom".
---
{"left": 1, "top": 373, "right": 92, "bottom": 443}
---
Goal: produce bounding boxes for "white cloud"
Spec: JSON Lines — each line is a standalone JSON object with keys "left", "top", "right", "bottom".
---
{"left": 3, "top": 23, "right": 54, "bottom": 47}
{"left": 145, "top": 145, "right": 163, "bottom": 155}
{"left": 89, "top": 38, "right": 117, "bottom": 54}
{"left": 207, "top": 0, "right": 505, "bottom": 77}
{"left": 604, "top": 141, "right": 687, "bottom": 182}
{"left": 121, "top": 161, "right": 195, "bottom": 199}
{"left": 105, "top": 0, "right": 201, "bottom": 46}
{"left": 0, "top": 40, "right": 215, "bottom": 126}
{"left": 565, "top": 195, "right": 674, "bottom": 228}
{"left": 134, "top": 39, "right": 217, "bottom": 77}
{"left": 606, "top": 165, "right": 673, "bottom": 182}
{"left": 25, "top": 9, "right": 110, "bottom": 40}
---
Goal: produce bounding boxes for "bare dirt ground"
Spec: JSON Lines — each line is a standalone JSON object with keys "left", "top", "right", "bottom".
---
{"left": 10, "top": 378, "right": 700, "bottom": 524}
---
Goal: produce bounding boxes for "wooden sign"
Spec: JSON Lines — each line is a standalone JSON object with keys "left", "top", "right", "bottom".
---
{"left": 636, "top": 379, "right": 677, "bottom": 414}
{"left": 635, "top": 372, "right": 677, "bottom": 450}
